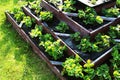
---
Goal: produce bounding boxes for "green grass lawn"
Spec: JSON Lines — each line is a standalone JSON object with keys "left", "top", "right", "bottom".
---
{"left": 0, "top": 0, "right": 58, "bottom": 80}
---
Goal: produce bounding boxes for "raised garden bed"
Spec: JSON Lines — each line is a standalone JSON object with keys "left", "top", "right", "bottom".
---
{"left": 41, "top": 0, "right": 115, "bottom": 38}
{"left": 5, "top": 1, "right": 120, "bottom": 80}
{"left": 21, "top": 1, "right": 116, "bottom": 67}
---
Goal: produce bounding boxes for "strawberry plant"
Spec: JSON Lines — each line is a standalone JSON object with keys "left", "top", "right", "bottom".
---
{"left": 77, "top": 37, "right": 99, "bottom": 53}
{"left": 29, "top": 1, "right": 42, "bottom": 15}
{"left": 14, "top": 11, "right": 25, "bottom": 22}
{"left": 61, "top": 0, "right": 76, "bottom": 12}
{"left": 96, "top": 64, "right": 112, "bottom": 80}
{"left": 62, "top": 54, "right": 84, "bottom": 78}
{"left": 30, "top": 24, "right": 42, "bottom": 38}
{"left": 90, "top": 0, "right": 98, "bottom": 4}
{"left": 55, "top": 21, "right": 69, "bottom": 33}
{"left": 12, "top": 7, "right": 25, "bottom": 22}
{"left": 41, "top": 33, "right": 54, "bottom": 42}
{"left": 83, "top": 59, "right": 95, "bottom": 80}
{"left": 22, "top": 16, "right": 33, "bottom": 27}
{"left": 39, "top": 40, "right": 66, "bottom": 60}
{"left": 116, "top": 0, "right": 120, "bottom": 8}
{"left": 109, "top": 25, "right": 120, "bottom": 39}
{"left": 39, "top": 11, "right": 53, "bottom": 22}
{"left": 95, "top": 33, "right": 111, "bottom": 50}
{"left": 102, "top": 8, "right": 120, "bottom": 17}
{"left": 111, "top": 44, "right": 120, "bottom": 69}
{"left": 70, "top": 32, "right": 81, "bottom": 42}
{"left": 113, "top": 70, "right": 120, "bottom": 79}
{"left": 62, "top": 55, "right": 95, "bottom": 79}
{"left": 78, "top": 7, "right": 103, "bottom": 25}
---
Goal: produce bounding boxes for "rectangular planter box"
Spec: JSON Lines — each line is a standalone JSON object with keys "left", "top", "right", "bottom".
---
{"left": 40, "top": 0, "right": 115, "bottom": 38}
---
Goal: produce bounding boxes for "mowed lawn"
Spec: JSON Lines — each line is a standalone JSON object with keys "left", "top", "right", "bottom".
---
{"left": 0, "top": 0, "right": 58, "bottom": 80}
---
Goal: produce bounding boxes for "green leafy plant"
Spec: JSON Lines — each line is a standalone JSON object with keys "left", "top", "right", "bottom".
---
{"left": 41, "top": 33, "right": 54, "bottom": 42}
{"left": 62, "top": 56, "right": 95, "bottom": 79}
{"left": 109, "top": 25, "right": 120, "bottom": 39}
{"left": 39, "top": 11, "right": 53, "bottom": 21}
{"left": 62, "top": 54, "right": 84, "bottom": 78}
{"left": 29, "top": 1, "right": 42, "bottom": 14}
{"left": 48, "top": 0, "right": 61, "bottom": 7}
{"left": 30, "top": 24, "right": 42, "bottom": 38}
{"left": 12, "top": 7, "right": 25, "bottom": 22}
{"left": 90, "top": 0, "right": 98, "bottom": 4}
{"left": 70, "top": 32, "right": 81, "bottom": 42}
{"left": 77, "top": 37, "right": 99, "bottom": 53}
{"left": 96, "top": 64, "right": 112, "bottom": 80}
{"left": 116, "top": 0, "right": 120, "bottom": 8}
{"left": 14, "top": 11, "right": 25, "bottom": 22}
{"left": 111, "top": 44, "right": 120, "bottom": 69}
{"left": 22, "top": 16, "right": 33, "bottom": 27}
{"left": 39, "top": 40, "right": 66, "bottom": 60}
{"left": 113, "top": 70, "right": 120, "bottom": 79}
{"left": 61, "top": 0, "right": 76, "bottom": 12}
{"left": 78, "top": 7, "right": 103, "bottom": 25}
{"left": 95, "top": 33, "right": 111, "bottom": 50}
{"left": 83, "top": 59, "right": 95, "bottom": 80}
{"left": 102, "top": 8, "right": 120, "bottom": 17}
{"left": 55, "top": 21, "right": 69, "bottom": 33}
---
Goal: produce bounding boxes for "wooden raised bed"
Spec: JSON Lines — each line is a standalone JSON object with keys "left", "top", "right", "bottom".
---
{"left": 21, "top": 4, "right": 115, "bottom": 67}
{"left": 5, "top": 1, "right": 120, "bottom": 79}
{"left": 40, "top": 0, "right": 115, "bottom": 38}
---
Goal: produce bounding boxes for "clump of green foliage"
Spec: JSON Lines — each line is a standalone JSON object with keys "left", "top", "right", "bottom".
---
{"left": 109, "top": 25, "right": 120, "bottom": 39}
{"left": 102, "top": 8, "right": 120, "bottom": 17}
{"left": 62, "top": 55, "right": 95, "bottom": 80}
{"left": 111, "top": 44, "right": 120, "bottom": 79}
{"left": 90, "top": 0, "right": 98, "bottom": 4}
{"left": 116, "top": 0, "right": 120, "bottom": 8}
{"left": 12, "top": 7, "right": 25, "bottom": 22}
{"left": 29, "top": 1, "right": 42, "bottom": 14}
{"left": 55, "top": 21, "right": 69, "bottom": 33}
{"left": 77, "top": 33, "right": 111, "bottom": 53}
{"left": 78, "top": 7, "right": 103, "bottom": 25}
{"left": 62, "top": 54, "right": 84, "bottom": 77}
{"left": 70, "top": 32, "right": 81, "bottom": 42}
{"left": 41, "top": 33, "right": 54, "bottom": 42}
{"left": 30, "top": 24, "right": 42, "bottom": 38}
{"left": 77, "top": 37, "right": 99, "bottom": 53}
{"left": 96, "top": 64, "right": 112, "bottom": 80}
{"left": 39, "top": 11, "right": 53, "bottom": 21}
{"left": 22, "top": 16, "right": 33, "bottom": 27}
{"left": 39, "top": 40, "right": 66, "bottom": 60}
{"left": 61, "top": 0, "right": 76, "bottom": 12}
{"left": 95, "top": 33, "right": 111, "bottom": 50}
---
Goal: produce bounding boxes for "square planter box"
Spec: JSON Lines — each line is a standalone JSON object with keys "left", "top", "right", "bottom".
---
{"left": 40, "top": 0, "right": 115, "bottom": 38}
